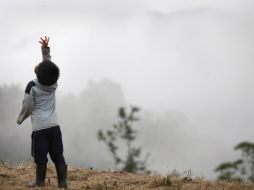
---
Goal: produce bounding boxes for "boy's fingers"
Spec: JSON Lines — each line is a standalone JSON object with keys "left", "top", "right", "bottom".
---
{"left": 40, "top": 37, "right": 45, "bottom": 43}
{"left": 45, "top": 36, "right": 49, "bottom": 43}
{"left": 45, "top": 36, "right": 49, "bottom": 44}
{"left": 39, "top": 36, "right": 49, "bottom": 46}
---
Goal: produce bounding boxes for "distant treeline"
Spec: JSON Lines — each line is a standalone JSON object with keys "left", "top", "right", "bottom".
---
{"left": 0, "top": 79, "right": 186, "bottom": 171}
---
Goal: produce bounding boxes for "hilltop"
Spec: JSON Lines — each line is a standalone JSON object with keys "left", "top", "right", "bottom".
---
{"left": 0, "top": 162, "right": 254, "bottom": 190}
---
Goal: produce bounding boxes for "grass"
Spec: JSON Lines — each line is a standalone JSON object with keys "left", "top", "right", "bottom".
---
{"left": 0, "top": 162, "right": 254, "bottom": 190}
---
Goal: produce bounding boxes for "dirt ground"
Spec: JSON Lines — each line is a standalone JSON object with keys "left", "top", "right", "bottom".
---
{"left": 1, "top": 162, "right": 254, "bottom": 190}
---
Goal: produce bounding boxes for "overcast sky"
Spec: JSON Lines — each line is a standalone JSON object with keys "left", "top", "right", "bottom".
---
{"left": 1, "top": 0, "right": 254, "bottom": 178}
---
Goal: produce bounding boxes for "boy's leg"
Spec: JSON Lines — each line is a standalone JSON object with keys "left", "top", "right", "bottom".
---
{"left": 49, "top": 126, "right": 67, "bottom": 188}
{"left": 30, "top": 130, "right": 49, "bottom": 187}
{"left": 32, "top": 130, "right": 49, "bottom": 165}
{"left": 49, "top": 126, "right": 66, "bottom": 165}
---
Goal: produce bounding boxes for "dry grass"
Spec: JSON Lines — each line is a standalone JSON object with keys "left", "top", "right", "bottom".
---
{"left": 0, "top": 162, "right": 254, "bottom": 190}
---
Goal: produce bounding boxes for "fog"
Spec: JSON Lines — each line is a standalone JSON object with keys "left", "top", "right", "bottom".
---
{"left": 1, "top": 0, "right": 254, "bottom": 179}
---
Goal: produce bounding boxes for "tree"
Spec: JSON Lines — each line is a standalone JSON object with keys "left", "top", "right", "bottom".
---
{"left": 235, "top": 142, "right": 254, "bottom": 181}
{"left": 97, "top": 106, "right": 149, "bottom": 173}
{"left": 215, "top": 141, "right": 254, "bottom": 182}
{"left": 215, "top": 160, "right": 243, "bottom": 181}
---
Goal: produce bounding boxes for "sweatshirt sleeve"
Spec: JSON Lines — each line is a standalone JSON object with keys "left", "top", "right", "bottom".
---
{"left": 41, "top": 47, "right": 51, "bottom": 61}
{"left": 17, "top": 81, "right": 35, "bottom": 125}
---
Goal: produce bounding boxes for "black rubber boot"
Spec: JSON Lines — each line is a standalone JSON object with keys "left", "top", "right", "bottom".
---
{"left": 28, "top": 165, "right": 47, "bottom": 187}
{"left": 55, "top": 164, "right": 67, "bottom": 188}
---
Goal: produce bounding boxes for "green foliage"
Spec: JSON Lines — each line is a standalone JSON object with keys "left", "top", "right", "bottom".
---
{"left": 215, "top": 160, "right": 243, "bottom": 181}
{"left": 235, "top": 142, "right": 254, "bottom": 156}
{"left": 98, "top": 106, "right": 149, "bottom": 173}
{"left": 215, "top": 141, "right": 254, "bottom": 182}
{"left": 235, "top": 142, "right": 254, "bottom": 182}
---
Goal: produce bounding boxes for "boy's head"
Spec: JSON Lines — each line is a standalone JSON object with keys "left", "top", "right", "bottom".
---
{"left": 34, "top": 60, "right": 59, "bottom": 86}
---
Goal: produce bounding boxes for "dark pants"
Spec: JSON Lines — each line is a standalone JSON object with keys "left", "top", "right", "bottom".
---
{"left": 31, "top": 126, "right": 66, "bottom": 166}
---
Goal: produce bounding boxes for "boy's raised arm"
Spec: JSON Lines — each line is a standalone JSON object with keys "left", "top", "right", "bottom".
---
{"left": 39, "top": 36, "right": 51, "bottom": 61}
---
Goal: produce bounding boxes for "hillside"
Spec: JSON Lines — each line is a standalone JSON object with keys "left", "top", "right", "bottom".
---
{"left": 0, "top": 162, "right": 254, "bottom": 190}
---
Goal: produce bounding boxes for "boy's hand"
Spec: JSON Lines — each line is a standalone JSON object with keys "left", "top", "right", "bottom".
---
{"left": 39, "top": 36, "right": 50, "bottom": 48}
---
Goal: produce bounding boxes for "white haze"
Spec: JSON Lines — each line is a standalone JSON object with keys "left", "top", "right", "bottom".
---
{"left": 1, "top": 0, "right": 254, "bottom": 178}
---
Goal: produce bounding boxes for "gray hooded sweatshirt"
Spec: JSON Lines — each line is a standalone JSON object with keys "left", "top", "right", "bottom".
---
{"left": 17, "top": 47, "right": 59, "bottom": 131}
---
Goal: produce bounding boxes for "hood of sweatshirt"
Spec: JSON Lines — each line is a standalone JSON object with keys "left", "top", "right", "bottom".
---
{"left": 33, "top": 79, "right": 58, "bottom": 93}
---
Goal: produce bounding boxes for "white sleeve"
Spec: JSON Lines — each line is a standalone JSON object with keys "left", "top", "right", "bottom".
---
{"left": 17, "top": 92, "right": 33, "bottom": 125}
{"left": 17, "top": 81, "right": 35, "bottom": 125}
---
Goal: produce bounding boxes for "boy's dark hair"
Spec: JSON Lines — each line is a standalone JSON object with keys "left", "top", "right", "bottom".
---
{"left": 36, "top": 60, "right": 60, "bottom": 86}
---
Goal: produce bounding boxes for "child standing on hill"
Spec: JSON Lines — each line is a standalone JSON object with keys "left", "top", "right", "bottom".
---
{"left": 17, "top": 36, "right": 67, "bottom": 188}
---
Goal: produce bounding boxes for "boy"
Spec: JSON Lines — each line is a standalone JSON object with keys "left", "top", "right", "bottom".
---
{"left": 17, "top": 36, "right": 67, "bottom": 188}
